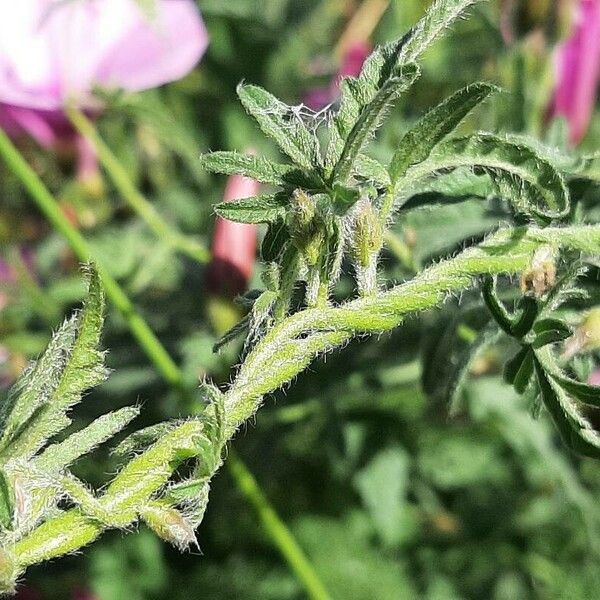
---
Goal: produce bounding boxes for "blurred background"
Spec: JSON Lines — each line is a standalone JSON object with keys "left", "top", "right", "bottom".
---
{"left": 1, "top": 0, "right": 600, "bottom": 598}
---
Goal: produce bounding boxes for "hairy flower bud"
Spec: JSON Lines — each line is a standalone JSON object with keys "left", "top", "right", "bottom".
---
{"left": 351, "top": 199, "right": 383, "bottom": 268}
{"left": 140, "top": 501, "right": 197, "bottom": 551}
{"left": 0, "top": 547, "right": 17, "bottom": 594}
{"left": 520, "top": 246, "right": 557, "bottom": 298}
{"left": 288, "top": 190, "right": 324, "bottom": 267}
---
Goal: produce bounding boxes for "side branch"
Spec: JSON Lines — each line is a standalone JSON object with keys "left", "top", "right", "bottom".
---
{"left": 224, "top": 225, "right": 600, "bottom": 433}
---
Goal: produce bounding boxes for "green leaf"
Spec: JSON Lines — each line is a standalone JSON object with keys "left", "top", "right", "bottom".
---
{"left": 331, "top": 184, "right": 361, "bottom": 214}
{"left": 35, "top": 407, "right": 139, "bottom": 472}
{"left": 112, "top": 422, "right": 177, "bottom": 458}
{"left": 541, "top": 263, "right": 589, "bottom": 315}
{"left": 534, "top": 354, "right": 600, "bottom": 458}
{"left": 214, "top": 194, "right": 287, "bottom": 224}
{"left": 396, "top": 0, "right": 485, "bottom": 66}
{"left": 510, "top": 297, "right": 539, "bottom": 338}
{"left": 482, "top": 276, "right": 515, "bottom": 336}
{"left": 552, "top": 375, "right": 600, "bottom": 408}
{"left": 398, "top": 133, "right": 570, "bottom": 221}
{"left": 503, "top": 133, "right": 600, "bottom": 178}
{"left": 504, "top": 346, "right": 534, "bottom": 394}
{"left": 237, "top": 83, "right": 320, "bottom": 170}
{"left": 0, "top": 267, "right": 109, "bottom": 461}
{"left": 390, "top": 82, "right": 499, "bottom": 183}
{"left": 331, "top": 0, "right": 482, "bottom": 165}
{"left": 198, "top": 151, "right": 320, "bottom": 188}
{"left": 535, "top": 345, "right": 600, "bottom": 407}
{"left": 332, "top": 64, "right": 420, "bottom": 185}
{"left": 401, "top": 169, "right": 491, "bottom": 210}
{"left": 355, "top": 0, "right": 484, "bottom": 101}
{"left": 531, "top": 318, "right": 572, "bottom": 348}
{"left": 213, "top": 314, "right": 250, "bottom": 352}
{"left": 352, "top": 154, "right": 391, "bottom": 187}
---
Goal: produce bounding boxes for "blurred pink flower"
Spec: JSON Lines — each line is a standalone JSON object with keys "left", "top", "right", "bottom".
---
{"left": 206, "top": 159, "right": 259, "bottom": 298}
{"left": 550, "top": 0, "right": 600, "bottom": 145}
{"left": 0, "top": 0, "right": 208, "bottom": 175}
{"left": 589, "top": 368, "right": 600, "bottom": 386}
{"left": 304, "top": 42, "right": 371, "bottom": 110}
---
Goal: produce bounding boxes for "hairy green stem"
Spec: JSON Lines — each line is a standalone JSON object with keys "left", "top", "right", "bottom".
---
{"left": 66, "top": 106, "right": 210, "bottom": 264}
{"left": 0, "top": 129, "right": 328, "bottom": 598}
{"left": 222, "top": 225, "right": 600, "bottom": 435}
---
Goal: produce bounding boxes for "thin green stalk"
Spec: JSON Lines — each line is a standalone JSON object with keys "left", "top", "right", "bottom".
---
{"left": 66, "top": 106, "right": 210, "bottom": 264}
{"left": 0, "top": 129, "right": 181, "bottom": 388}
{"left": 0, "top": 128, "right": 329, "bottom": 599}
{"left": 228, "top": 450, "right": 331, "bottom": 600}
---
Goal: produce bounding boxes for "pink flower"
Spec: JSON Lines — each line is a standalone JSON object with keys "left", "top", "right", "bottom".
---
{"left": 206, "top": 160, "right": 259, "bottom": 298}
{"left": 304, "top": 42, "right": 371, "bottom": 110}
{"left": 0, "top": 0, "right": 208, "bottom": 174}
{"left": 550, "top": 0, "right": 600, "bottom": 145}
{"left": 589, "top": 368, "right": 600, "bottom": 386}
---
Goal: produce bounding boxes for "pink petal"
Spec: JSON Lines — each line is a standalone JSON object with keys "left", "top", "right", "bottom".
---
{"left": 207, "top": 157, "right": 259, "bottom": 298}
{"left": 338, "top": 42, "right": 371, "bottom": 79}
{"left": 0, "top": 0, "right": 208, "bottom": 110}
{"left": 551, "top": 0, "right": 600, "bottom": 145}
{"left": 95, "top": 1, "right": 209, "bottom": 93}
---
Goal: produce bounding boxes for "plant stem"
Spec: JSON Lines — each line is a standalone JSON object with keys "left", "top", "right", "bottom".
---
{"left": 66, "top": 106, "right": 210, "bottom": 264}
{"left": 221, "top": 224, "right": 600, "bottom": 433}
{"left": 0, "top": 129, "right": 182, "bottom": 388}
{"left": 227, "top": 449, "right": 331, "bottom": 600}
{"left": 0, "top": 128, "right": 329, "bottom": 598}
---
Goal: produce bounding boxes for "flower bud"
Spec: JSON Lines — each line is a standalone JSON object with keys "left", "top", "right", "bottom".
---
{"left": 140, "top": 501, "right": 197, "bottom": 551}
{"left": 520, "top": 246, "right": 557, "bottom": 298}
{"left": 351, "top": 199, "right": 383, "bottom": 268}
{"left": 288, "top": 190, "right": 324, "bottom": 267}
{"left": 0, "top": 547, "right": 17, "bottom": 595}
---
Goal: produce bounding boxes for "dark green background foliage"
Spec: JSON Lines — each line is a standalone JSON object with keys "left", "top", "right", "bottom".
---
{"left": 2, "top": 0, "right": 600, "bottom": 598}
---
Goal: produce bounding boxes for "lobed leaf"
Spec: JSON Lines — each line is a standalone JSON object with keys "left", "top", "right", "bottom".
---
{"left": 397, "top": 133, "right": 570, "bottom": 221}
{"left": 332, "top": 64, "right": 420, "bottom": 185}
{"left": 214, "top": 194, "right": 287, "bottom": 224}
{"left": 237, "top": 83, "right": 320, "bottom": 170}
{"left": 0, "top": 268, "right": 109, "bottom": 461}
{"left": 198, "top": 151, "right": 320, "bottom": 188}
{"left": 389, "top": 82, "right": 499, "bottom": 183}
